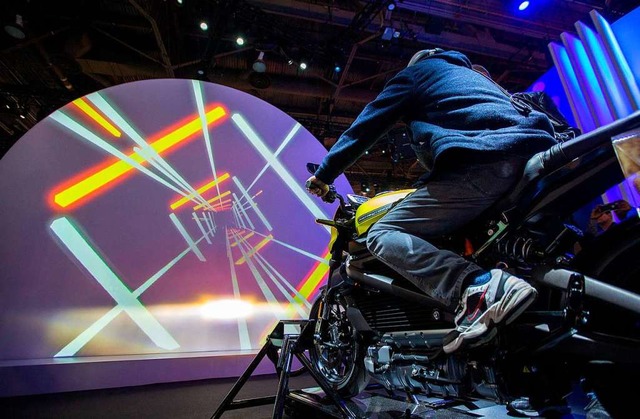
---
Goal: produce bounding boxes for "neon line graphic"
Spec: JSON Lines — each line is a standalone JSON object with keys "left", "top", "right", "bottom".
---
{"left": 192, "top": 212, "right": 212, "bottom": 244}
{"left": 73, "top": 98, "right": 122, "bottom": 137}
{"left": 254, "top": 252, "right": 312, "bottom": 310}
{"left": 232, "top": 192, "right": 255, "bottom": 230}
{"left": 52, "top": 104, "right": 226, "bottom": 208}
{"left": 248, "top": 251, "right": 309, "bottom": 318}
{"left": 50, "top": 112, "right": 201, "bottom": 208}
{"left": 231, "top": 231, "right": 255, "bottom": 247}
{"left": 194, "top": 190, "right": 231, "bottom": 210}
{"left": 232, "top": 205, "right": 243, "bottom": 228}
{"left": 193, "top": 80, "right": 224, "bottom": 205}
{"left": 231, "top": 114, "right": 330, "bottom": 230}
{"left": 132, "top": 145, "right": 210, "bottom": 210}
{"left": 50, "top": 217, "right": 179, "bottom": 352}
{"left": 244, "top": 228, "right": 327, "bottom": 264}
{"left": 229, "top": 230, "right": 279, "bottom": 306}
{"left": 235, "top": 235, "right": 273, "bottom": 265}
{"left": 54, "top": 233, "right": 209, "bottom": 358}
{"left": 246, "top": 122, "right": 301, "bottom": 192}
{"left": 232, "top": 176, "right": 272, "bottom": 231}
{"left": 201, "top": 212, "right": 215, "bottom": 236}
{"left": 297, "top": 249, "right": 331, "bottom": 300}
{"left": 205, "top": 212, "right": 216, "bottom": 234}
{"left": 169, "top": 213, "right": 206, "bottom": 261}
{"left": 88, "top": 93, "right": 212, "bottom": 211}
{"left": 171, "top": 173, "right": 230, "bottom": 210}
{"left": 225, "top": 228, "right": 252, "bottom": 350}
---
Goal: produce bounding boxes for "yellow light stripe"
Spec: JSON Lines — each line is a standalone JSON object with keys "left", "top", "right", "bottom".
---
{"left": 230, "top": 232, "right": 255, "bottom": 247}
{"left": 170, "top": 172, "right": 230, "bottom": 210}
{"left": 73, "top": 98, "right": 122, "bottom": 138}
{"left": 193, "top": 190, "right": 231, "bottom": 210}
{"left": 297, "top": 249, "right": 331, "bottom": 300}
{"left": 235, "top": 235, "right": 273, "bottom": 265}
{"left": 54, "top": 107, "right": 226, "bottom": 208}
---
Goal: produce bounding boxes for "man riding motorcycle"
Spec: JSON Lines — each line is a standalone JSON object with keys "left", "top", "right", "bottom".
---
{"left": 305, "top": 48, "right": 558, "bottom": 354}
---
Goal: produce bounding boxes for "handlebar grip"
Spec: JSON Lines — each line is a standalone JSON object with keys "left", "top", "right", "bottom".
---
{"left": 322, "top": 185, "right": 337, "bottom": 203}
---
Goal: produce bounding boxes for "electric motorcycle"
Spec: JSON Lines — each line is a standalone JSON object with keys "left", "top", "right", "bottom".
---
{"left": 305, "top": 111, "right": 640, "bottom": 417}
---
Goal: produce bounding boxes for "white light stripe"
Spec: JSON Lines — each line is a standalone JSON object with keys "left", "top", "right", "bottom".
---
{"left": 55, "top": 236, "right": 207, "bottom": 357}
{"left": 232, "top": 193, "right": 254, "bottom": 230}
{"left": 233, "top": 176, "right": 272, "bottom": 231}
{"left": 232, "top": 205, "right": 243, "bottom": 228}
{"left": 253, "top": 252, "right": 311, "bottom": 315}
{"left": 206, "top": 212, "right": 217, "bottom": 234}
{"left": 245, "top": 122, "right": 301, "bottom": 193}
{"left": 169, "top": 213, "right": 206, "bottom": 261}
{"left": 87, "top": 92, "right": 213, "bottom": 211}
{"left": 49, "top": 217, "right": 179, "bottom": 352}
{"left": 237, "top": 237, "right": 308, "bottom": 318}
{"left": 230, "top": 230, "right": 279, "bottom": 306}
{"left": 225, "top": 228, "right": 251, "bottom": 349}
{"left": 50, "top": 111, "right": 193, "bottom": 200}
{"left": 192, "top": 80, "right": 223, "bottom": 205}
{"left": 133, "top": 146, "right": 210, "bottom": 210}
{"left": 231, "top": 114, "right": 330, "bottom": 232}
{"left": 201, "top": 212, "right": 215, "bottom": 236}
{"left": 192, "top": 212, "right": 212, "bottom": 244}
{"left": 246, "top": 228, "right": 327, "bottom": 264}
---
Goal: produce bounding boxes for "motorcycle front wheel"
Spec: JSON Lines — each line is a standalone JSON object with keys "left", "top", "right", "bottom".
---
{"left": 308, "top": 292, "right": 369, "bottom": 399}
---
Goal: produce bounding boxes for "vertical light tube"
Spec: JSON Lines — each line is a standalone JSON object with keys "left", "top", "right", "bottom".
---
{"left": 548, "top": 42, "right": 596, "bottom": 133}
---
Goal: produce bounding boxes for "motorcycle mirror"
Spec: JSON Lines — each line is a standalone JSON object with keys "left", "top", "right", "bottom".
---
{"left": 306, "top": 163, "right": 319, "bottom": 175}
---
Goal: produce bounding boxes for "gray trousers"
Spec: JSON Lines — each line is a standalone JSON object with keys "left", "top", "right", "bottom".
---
{"left": 366, "top": 155, "right": 526, "bottom": 310}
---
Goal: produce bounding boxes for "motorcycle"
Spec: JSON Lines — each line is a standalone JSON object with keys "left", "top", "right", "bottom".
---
{"left": 304, "top": 111, "right": 640, "bottom": 417}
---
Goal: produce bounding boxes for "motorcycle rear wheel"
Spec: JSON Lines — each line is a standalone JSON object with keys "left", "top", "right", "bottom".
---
{"left": 308, "top": 293, "right": 369, "bottom": 399}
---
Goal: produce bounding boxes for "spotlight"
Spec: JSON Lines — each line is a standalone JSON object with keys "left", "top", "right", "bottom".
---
{"left": 287, "top": 59, "right": 294, "bottom": 65}
{"left": 4, "top": 14, "right": 25, "bottom": 39}
{"left": 236, "top": 36, "right": 245, "bottom": 46}
{"left": 387, "top": 1, "right": 396, "bottom": 11}
{"left": 177, "top": 0, "right": 183, "bottom": 4}
{"left": 199, "top": 21, "right": 208, "bottom": 31}
{"left": 299, "top": 62, "right": 307, "bottom": 70}
{"left": 197, "top": 69, "right": 205, "bottom": 75}
{"left": 334, "top": 65, "right": 342, "bottom": 73}
{"left": 518, "top": 1, "right": 530, "bottom": 11}
{"left": 252, "top": 51, "right": 266, "bottom": 73}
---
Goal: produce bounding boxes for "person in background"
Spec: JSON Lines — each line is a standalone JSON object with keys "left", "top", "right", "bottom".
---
{"left": 305, "top": 48, "right": 558, "bottom": 354}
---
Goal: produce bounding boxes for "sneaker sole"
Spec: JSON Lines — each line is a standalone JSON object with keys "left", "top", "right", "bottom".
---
{"left": 443, "top": 284, "right": 537, "bottom": 353}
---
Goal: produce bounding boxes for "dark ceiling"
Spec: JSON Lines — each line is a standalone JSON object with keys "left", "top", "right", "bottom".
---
{"left": 0, "top": 0, "right": 637, "bottom": 192}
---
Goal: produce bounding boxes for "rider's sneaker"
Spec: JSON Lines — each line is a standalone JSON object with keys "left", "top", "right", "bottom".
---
{"left": 443, "top": 269, "right": 537, "bottom": 353}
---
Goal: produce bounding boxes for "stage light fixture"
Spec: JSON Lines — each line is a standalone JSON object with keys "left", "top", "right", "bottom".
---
{"left": 334, "top": 65, "right": 342, "bottom": 73}
{"left": 252, "top": 51, "right": 266, "bottom": 73}
{"left": 387, "top": 1, "right": 396, "bottom": 11}
{"left": 518, "top": 1, "right": 530, "bottom": 11}
{"left": 287, "top": 59, "right": 294, "bottom": 65}
{"left": 4, "top": 14, "right": 25, "bottom": 39}
{"left": 299, "top": 62, "right": 307, "bottom": 70}
{"left": 199, "top": 21, "right": 208, "bottom": 31}
{"left": 236, "top": 36, "right": 245, "bottom": 46}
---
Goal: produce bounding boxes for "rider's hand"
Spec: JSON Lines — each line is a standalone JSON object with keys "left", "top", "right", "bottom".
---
{"left": 306, "top": 176, "right": 329, "bottom": 197}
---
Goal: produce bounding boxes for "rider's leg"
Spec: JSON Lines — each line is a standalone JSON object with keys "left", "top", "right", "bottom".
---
{"left": 365, "top": 153, "right": 536, "bottom": 351}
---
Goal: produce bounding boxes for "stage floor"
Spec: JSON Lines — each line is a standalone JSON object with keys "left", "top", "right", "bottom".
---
{"left": 285, "top": 384, "right": 595, "bottom": 418}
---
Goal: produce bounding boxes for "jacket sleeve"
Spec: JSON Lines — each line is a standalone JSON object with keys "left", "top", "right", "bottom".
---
{"left": 314, "top": 68, "right": 416, "bottom": 184}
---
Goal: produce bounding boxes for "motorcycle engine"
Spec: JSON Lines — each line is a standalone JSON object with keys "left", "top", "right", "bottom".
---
{"left": 364, "top": 341, "right": 502, "bottom": 400}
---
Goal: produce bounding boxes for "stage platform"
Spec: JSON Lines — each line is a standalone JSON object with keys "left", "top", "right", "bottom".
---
{"left": 285, "top": 384, "right": 524, "bottom": 418}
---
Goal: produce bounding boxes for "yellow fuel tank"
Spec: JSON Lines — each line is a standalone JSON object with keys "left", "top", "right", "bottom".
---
{"left": 355, "top": 189, "right": 415, "bottom": 236}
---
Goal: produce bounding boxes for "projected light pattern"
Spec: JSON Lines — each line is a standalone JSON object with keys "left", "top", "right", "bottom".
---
{"left": 0, "top": 79, "right": 351, "bottom": 361}
{"left": 549, "top": 10, "right": 640, "bottom": 132}
{"left": 547, "top": 9, "right": 640, "bottom": 207}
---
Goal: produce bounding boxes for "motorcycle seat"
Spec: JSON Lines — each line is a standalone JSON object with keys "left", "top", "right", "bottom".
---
{"left": 493, "top": 109, "right": 640, "bottom": 220}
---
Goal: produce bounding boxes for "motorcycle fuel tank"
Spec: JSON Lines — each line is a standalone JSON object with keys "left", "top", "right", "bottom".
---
{"left": 355, "top": 189, "right": 415, "bottom": 236}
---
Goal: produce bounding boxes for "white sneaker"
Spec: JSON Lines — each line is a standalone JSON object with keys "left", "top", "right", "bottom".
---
{"left": 443, "top": 269, "right": 537, "bottom": 353}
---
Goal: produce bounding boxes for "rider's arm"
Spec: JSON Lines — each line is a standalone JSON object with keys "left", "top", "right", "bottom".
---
{"left": 314, "top": 68, "right": 416, "bottom": 185}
